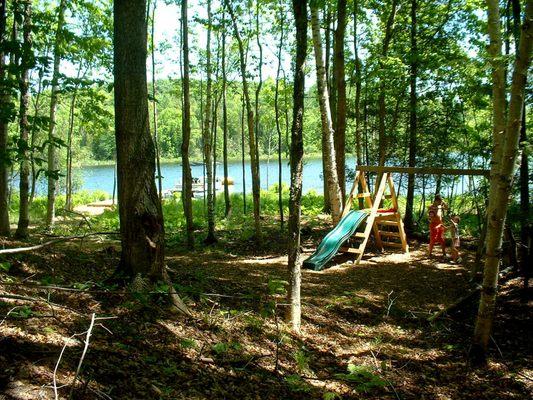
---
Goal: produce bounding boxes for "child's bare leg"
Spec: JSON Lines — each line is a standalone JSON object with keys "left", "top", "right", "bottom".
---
{"left": 441, "top": 243, "right": 446, "bottom": 257}
{"left": 428, "top": 242, "right": 434, "bottom": 256}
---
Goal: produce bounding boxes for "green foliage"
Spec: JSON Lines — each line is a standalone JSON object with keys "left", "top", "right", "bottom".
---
{"left": 335, "top": 364, "right": 387, "bottom": 393}
{"left": 0, "top": 262, "right": 11, "bottom": 272}
{"left": 284, "top": 374, "right": 311, "bottom": 393}
{"left": 293, "top": 347, "right": 311, "bottom": 374}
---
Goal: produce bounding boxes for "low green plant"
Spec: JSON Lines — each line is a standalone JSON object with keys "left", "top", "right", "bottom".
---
{"left": 335, "top": 364, "right": 387, "bottom": 393}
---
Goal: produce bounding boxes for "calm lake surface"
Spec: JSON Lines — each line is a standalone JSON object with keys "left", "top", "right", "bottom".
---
{"left": 23, "top": 155, "right": 480, "bottom": 197}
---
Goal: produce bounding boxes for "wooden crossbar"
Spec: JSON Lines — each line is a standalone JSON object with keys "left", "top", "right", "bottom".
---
{"left": 357, "top": 166, "right": 490, "bottom": 177}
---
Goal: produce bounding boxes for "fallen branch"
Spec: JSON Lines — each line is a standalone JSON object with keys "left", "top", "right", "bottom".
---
{"left": 0, "top": 232, "right": 119, "bottom": 255}
{"left": 69, "top": 313, "right": 96, "bottom": 399}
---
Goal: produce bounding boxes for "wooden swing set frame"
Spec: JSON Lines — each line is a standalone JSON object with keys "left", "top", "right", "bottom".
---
{"left": 339, "top": 166, "right": 489, "bottom": 265}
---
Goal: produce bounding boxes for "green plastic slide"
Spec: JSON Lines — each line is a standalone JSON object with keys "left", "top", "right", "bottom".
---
{"left": 303, "top": 210, "right": 369, "bottom": 271}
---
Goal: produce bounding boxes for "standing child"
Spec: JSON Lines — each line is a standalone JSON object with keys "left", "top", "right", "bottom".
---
{"left": 428, "top": 194, "right": 448, "bottom": 257}
{"left": 449, "top": 214, "right": 462, "bottom": 263}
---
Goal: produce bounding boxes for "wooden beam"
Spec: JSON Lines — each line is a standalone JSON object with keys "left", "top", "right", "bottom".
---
{"left": 357, "top": 166, "right": 490, "bottom": 177}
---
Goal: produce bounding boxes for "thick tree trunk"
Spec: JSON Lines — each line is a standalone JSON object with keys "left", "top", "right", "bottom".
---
{"left": 377, "top": 0, "right": 398, "bottom": 167}
{"left": 0, "top": 0, "right": 11, "bottom": 237}
{"left": 46, "top": 0, "right": 67, "bottom": 229}
{"left": 404, "top": 0, "right": 418, "bottom": 233}
{"left": 275, "top": 1, "right": 285, "bottom": 230}
{"left": 472, "top": 0, "right": 532, "bottom": 365}
{"left": 254, "top": 1, "right": 263, "bottom": 178}
{"left": 113, "top": 0, "right": 166, "bottom": 280}
{"left": 181, "top": 0, "right": 194, "bottom": 249}
{"left": 203, "top": 0, "right": 216, "bottom": 244}
{"left": 15, "top": 0, "right": 32, "bottom": 239}
{"left": 221, "top": 13, "right": 231, "bottom": 219}
{"left": 332, "top": 0, "right": 347, "bottom": 198}
{"left": 225, "top": 0, "right": 261, "bottom": 240}
{"left": 310, "top": 4, "right": 342, "bottom": 224}
{"left": 286, "top": 0, "right": 307, "bottom": 333}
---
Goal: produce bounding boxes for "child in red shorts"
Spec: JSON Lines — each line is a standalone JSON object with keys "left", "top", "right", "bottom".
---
{"left": 428, "top": 195, "right": 448, "bottom": 257}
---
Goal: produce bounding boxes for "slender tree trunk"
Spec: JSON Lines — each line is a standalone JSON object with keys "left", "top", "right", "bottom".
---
{"left": 332, "top": 0, "right": 347, "bottom": 198}
{"left": 310, "top": 4, "right": 342, "bottom": 224}
{"left": 353, "top": 0, "right": 362, "bottom": 167}
{"left": 221, "top": 12, "right": 231, "bottom": 218}
{"left": 203, "top": 0, "right": 216, "bottom": 244}
{"left": 225, "top": 0, "right": 261, "bottom": 240}
{"left": 275, "top": 0, "right": 285, "bottom": 229}
{"left": 0, "top": 0, "right": 11, "bottom": 236}
{"left": 46, "top": 0, "right": 67, "bottom": 229}
{"left": 377, "top": 0, "right": 398, "bottom": 167}
{"left": 472, "top": 0, "right": 532, "bottom": 364}
{"left": 15, "top": 0, "right": 31, "bottom": 239}
{"left": 322, "top": 5, "right": 332, "bottom": 213}
{"left": 404, "top": 0, "right": 418, "bottom": 233}
{"left": 151, "top": 0, "right": 163, "bottom": 201}
{"left": 286, "top": 0, "right": 307, "bottom": 333}
{"left": 29, "top": 62, "right": 45, "bottom": 205}
{"left": 254, "top": 0, "right": 263, "bottom": 177}
{"left": 241, "top": 93, "right": 246, "bottom": 214}
{"left": 181, "top": 0, "right": 194, "bottom": 248}
{"left": 511, "top": 0, "right": 529, "bottom": 247}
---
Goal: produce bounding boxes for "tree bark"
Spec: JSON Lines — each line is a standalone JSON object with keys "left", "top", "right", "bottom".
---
{"left": 15, "top": 0, "right": 32, "bottom": 239}
{"left": 225, "top": 0, "right": 261, "bottom": 240}
{"left": 332, "top": 0, "right": 347, "bottom": 199}
{"left": 254, "top": 0, "right": 263, "bottom": 178}
{"left": 221, "top": 11, "right": 231, "bottom": 219}
{"left": 377, "top": 0, "right": 398, "bottom": 167}
{"left": 286, "top": 0, "right": 307, "bottom": 333}
{"left": 472, "top": 0, "right": 532, "bottom": 365}
{"left": 0, "top": 0, "right": 11, "bottom": 236}
{"left": 151, "top": 0, "right": 163, "bottom": 202}
{"left": 511, "top": 0, "right": 529, "bottom": 246}
{"left": 113, "top": 0, "right": 166, "bottom": 280}
{"left": 275, "top": 0, "right": 285, "bottom": 230}
{"left": 353, "top": 0, "right": 362, "bottom": 167}
{"left": 310, "top": 3, "right": 342, "bottom": 224}
{"left": 46, "top": 0, "right": 67, "bottom": 229}
{"left": 404, "top": 0, "right": 418, "bottom": 233}
{"left": 181, "top": 0, "right": 194, "bottom": 249}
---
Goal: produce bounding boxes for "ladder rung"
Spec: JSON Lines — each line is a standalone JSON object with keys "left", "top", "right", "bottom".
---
{"left": 383, "top": 242, "right": 404, "bottom": 248}
{"left": 379, "top": 231, "right": 400, "bottom": 237}
{"left": 357, "top": 192, "right": 371, "bottom": 198}
{"left": 377, "top": 220, "right": 399, "bottom": 226}
{"left": 354, "top": 232, "right": 366, "bottom": 238}
{"left": 339, "top": 247, "right": 361, "bottom": 254}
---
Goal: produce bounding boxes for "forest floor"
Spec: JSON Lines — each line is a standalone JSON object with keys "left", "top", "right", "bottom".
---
{"left": 0, "top": 221, "right": 531, "bottom": 399}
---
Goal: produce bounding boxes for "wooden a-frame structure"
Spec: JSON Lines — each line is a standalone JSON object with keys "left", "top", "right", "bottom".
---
{"left": 336, "top": 165, "right": 489, "bottom": 265}
{"left": 338, "top": 170, "right": 408, "bottom": 265}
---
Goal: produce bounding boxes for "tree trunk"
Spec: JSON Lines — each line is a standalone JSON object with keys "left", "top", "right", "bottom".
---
{"left": 254, "top": 0, "right": 263, "bottom": 178}
{"left": 240, "top": 93, "right": 247, "bottom": 214}
{"left": 113, "top": 0, "right": 166, "bottom": 279}
{"left": 471, "top": 0, "right": 532, "bottom": 365}
{"left": 511, "top": 0, "right": 529, "bottom": 246}
{"left": 225, "top": 0, "right": 261, "bottom": 240}
{"left": 151, "top": 0, "right": 163, "bottom": 201}
{"left": 46, "top": 0, "right": 67, "bottom": 229}
{"left": 181, "top": 0, "right": 194, "bottom": 248}
{"left": 377, "top": 0, "right": 398, "bottom": 167}
{"left": 404, "top": 0, "right": 418, "bottom": 233}
{"left": 203, "top": 0, "right": 216, "bottom": 245}
{"left": 286, "top": 0, "right": 307, "bottom": 333}
{"left": 310, "top": 4, "right": 342, "bottom": 224}
{"left": 221, "top": 11, "right": 231, "bottom": 218}
{"left": 353, "top": 0, "right": 362, "bottom": 167}
{"left": 332, "top": 0, "right": 347, "bottom": 199}
{"left": 15, "top": 0, "right": 32, "bottom": 239}
{"left": 0, "top": 0, "right": 11, "bottom": 236}
{"left": 275, "top": 0, "right": 285, "bottom": 230}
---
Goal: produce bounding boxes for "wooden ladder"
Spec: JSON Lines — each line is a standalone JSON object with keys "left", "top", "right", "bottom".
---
{"left": 340, "top": 171, "right": 408, "bottom": 264}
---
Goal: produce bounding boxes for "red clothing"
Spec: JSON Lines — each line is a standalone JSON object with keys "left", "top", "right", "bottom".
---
{"left": 430, "top": 222, "right": 445, "bottom": 245}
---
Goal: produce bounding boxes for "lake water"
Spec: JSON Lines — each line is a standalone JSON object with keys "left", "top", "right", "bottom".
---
{"left": 21, "top": 155, "right": 482, "bottom": 198}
